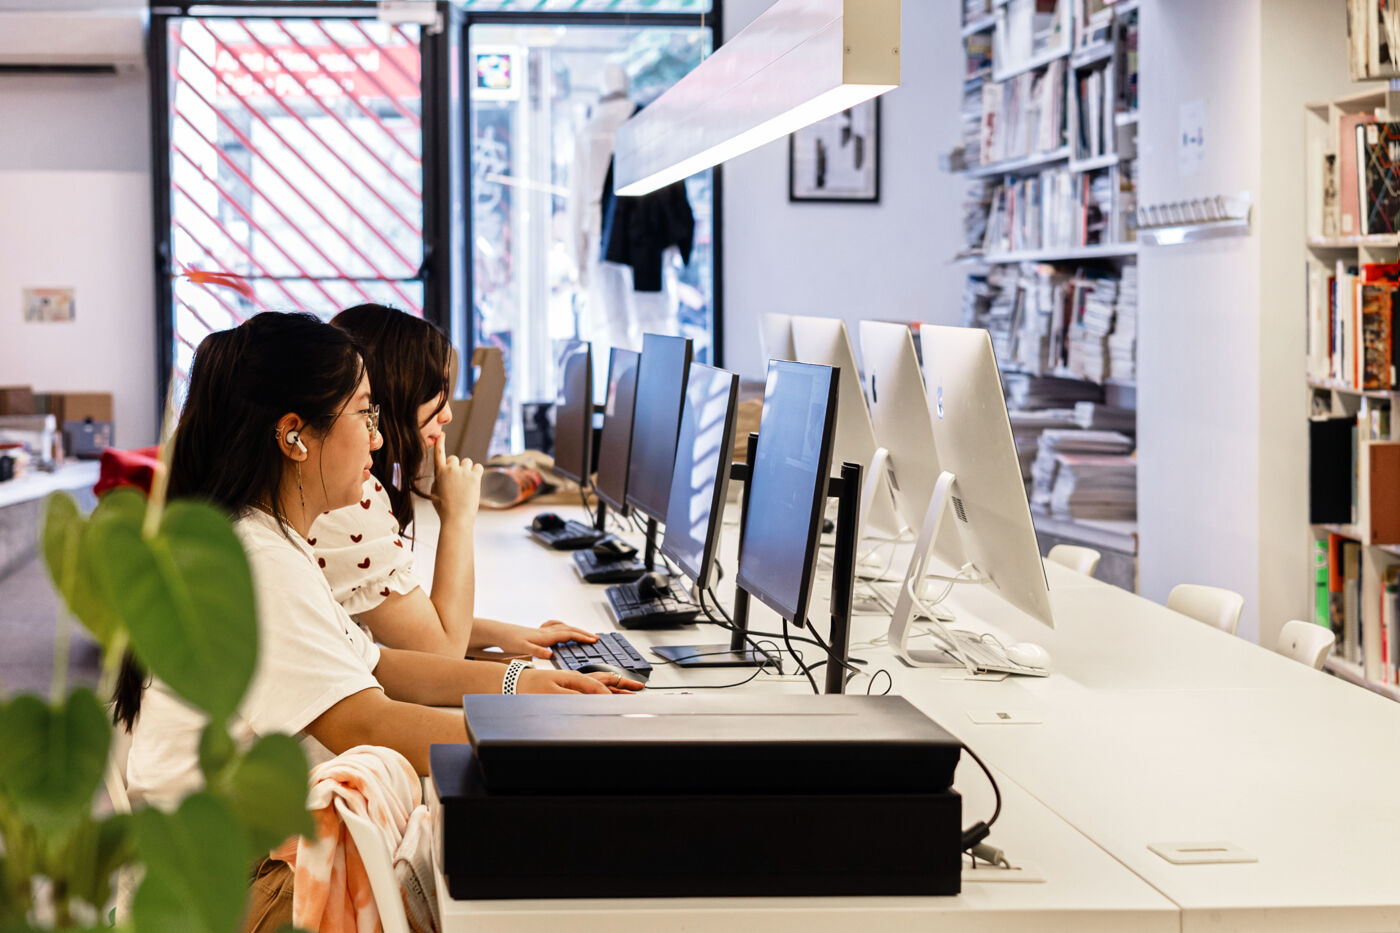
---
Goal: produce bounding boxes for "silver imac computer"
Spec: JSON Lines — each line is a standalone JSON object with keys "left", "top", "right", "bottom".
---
{"left": 789, "top": 314, "right": 904, "bottom": 542}
{"left": 886, "top": 325, "right": 1054, "bottom": 677}
{"left": 858, "top": 320, "right": 944, "bottom": 535}
{"left": 759, "top": 312, "right": 796, "bottom": 362}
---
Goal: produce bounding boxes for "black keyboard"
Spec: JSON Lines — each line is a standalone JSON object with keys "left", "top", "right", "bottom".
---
{"left": 606, "top": 580, "right": 701, "bottom": 629}
{"left": 572, "top": 548, "right": 647, "bottom": 583}
{"left": 528, "top": 520, "right": 604, "bottom": 550}
{"left": 552, "top": 631, "right": 653, "bottom": 680}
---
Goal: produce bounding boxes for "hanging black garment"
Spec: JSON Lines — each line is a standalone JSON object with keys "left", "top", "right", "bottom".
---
{"left": 598, "top": 133, "right": 695, "bottom": 292}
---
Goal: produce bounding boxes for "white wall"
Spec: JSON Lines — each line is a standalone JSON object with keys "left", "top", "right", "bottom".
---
{"left": 721, "top": 0, "right": 968, "bottom": 379}
{"left": 0, "top": 2, "right": 156, "bottom": 448}
{"left": 1137, "top": 0, "right": 1352, "bottom": 645}
{"left": 1256, "top": 0, "right": 1354, "bottom": 648}
{"left": 0, "top": 171, "right": 157, "bottom": 448}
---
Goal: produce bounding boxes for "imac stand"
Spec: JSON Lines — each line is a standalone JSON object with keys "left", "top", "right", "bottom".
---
{"left": 887, "top": 470, "right": 978, "bottom": 668}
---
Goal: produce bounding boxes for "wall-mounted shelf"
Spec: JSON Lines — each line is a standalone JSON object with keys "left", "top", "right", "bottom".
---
{"left": 1307, "top": 378, "right": 1400, "bottom": 399}
{"left": 1069, "top": 152, "right": 1120, "bottom": 173}
{"left": 1307, "top": 234, "right": 1400, "bottom": 249}
{"left": 1071, "top": 42, "right": 1114, "bottom": 68}
{"left": 1136, "top": 194, "right": 1252, "bottom": 246}
{"left": 969, "top": 243, "right": 1139, "bottom": 264}
{"left": 992, "top": 43, "right": 1071, "bottom": 82}
{"left": 962, "top": 14, "right": 996, "bottom": 37}
{"left": 963, "top": 146, "right": 1071, "bottom": 178}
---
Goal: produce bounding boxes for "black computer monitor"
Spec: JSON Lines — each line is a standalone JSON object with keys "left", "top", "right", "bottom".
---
{"left": 552, "top": 344, "right": 592, "bottom": 486}
{"left": 659, "top": 363, "right": 739, "bottom": 587}
{"left": 625, "top": 333, "right": 693, "bottom": 524}
{"left": 736, "top": 360, "right": 839, "bottom": 629}
{"left": 594, "top": 348, "right": 641, "bottom": 514}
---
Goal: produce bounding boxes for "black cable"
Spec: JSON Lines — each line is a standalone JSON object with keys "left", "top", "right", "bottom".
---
{"left": 865, "top": 669, "right": 893, "bottom": 696}
{"left": 959, "top": 742, "right": 1002, "bottom": 851}
{"left": 578, "top": 487, "right": 596, "bottom": 526}
{"left": 782, "top": 618, "right": 820, "bottom": 694}
{"left": 642, "top": 638, "right": 782, "bottom": 690}
{"left": 698, "top": 589, "right": 782, "bottom": 671}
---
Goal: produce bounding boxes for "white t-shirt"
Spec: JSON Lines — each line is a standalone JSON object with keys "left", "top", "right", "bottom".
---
{"left": 311, "top": 476, "right": 423, "bottom": 617}
{"left": 126, "top": 509, "right": 384, "bottom": 811}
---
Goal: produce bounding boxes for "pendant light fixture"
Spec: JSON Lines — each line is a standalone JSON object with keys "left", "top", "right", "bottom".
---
{"left": 613, "top": 0, "right": 900, "bottom": 197}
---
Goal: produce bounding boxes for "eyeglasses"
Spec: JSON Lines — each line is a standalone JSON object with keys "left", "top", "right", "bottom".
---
{"left": 358, "top": 404, "right": 380, "bottom": 438}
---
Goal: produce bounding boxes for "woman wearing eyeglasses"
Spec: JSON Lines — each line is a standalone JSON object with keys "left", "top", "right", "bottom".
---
{"left": 309, "top": 304, "right": 598, "bottom": 660}
{"left": 119, "top": 312, "right": 639, "bottom": 814}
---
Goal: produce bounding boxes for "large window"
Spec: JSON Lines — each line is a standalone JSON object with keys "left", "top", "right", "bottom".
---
{"left": 156, "top": 11, "right": 427, "bottom": 393}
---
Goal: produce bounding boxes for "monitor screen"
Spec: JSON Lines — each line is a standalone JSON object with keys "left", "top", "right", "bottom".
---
{"left": 594, "top": 348, "right": 641, "bottom": 513}
{"left": 736, "top": 360, "right": 839, "bottom": 627}
{"left": 626, "top": 333, "right": 693, "bottom": 523}
{"left": 552, "top": 345, "right": 593, "bottom": 486}
{"left": 660, "top": 363, "right": 739, "bottom": 585}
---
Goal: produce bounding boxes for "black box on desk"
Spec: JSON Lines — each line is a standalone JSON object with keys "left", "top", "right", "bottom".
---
{"left": 430, "top": 694, "right": 965, "bottom": 900}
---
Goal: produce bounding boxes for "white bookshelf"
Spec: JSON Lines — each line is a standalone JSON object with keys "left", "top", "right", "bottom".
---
{"left": 1304, "top": 88, "right": 1400, "bottom": 698}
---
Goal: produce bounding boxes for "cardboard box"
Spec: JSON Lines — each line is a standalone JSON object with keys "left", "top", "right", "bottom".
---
{"left": 0, "top": 386, "right": 35, "bottom": 415}
{"left": 38, "top": 392, "right": 113, "bottom": 425}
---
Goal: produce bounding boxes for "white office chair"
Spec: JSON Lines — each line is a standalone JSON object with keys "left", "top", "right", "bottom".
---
{"left": 105, "top": 723, "right": 132, "bottom": 815}
{"left": 1047, "top": 544, "right": 1101, "bottom": 577}
{"left": 334, "top": 797, "right": 411, "bottom": 933}
{"left": 1276, "top": 619, "right": 1335, "bottom": 670}
{"left": 1166, "top": 584, "right": 1244, "bottom": 636}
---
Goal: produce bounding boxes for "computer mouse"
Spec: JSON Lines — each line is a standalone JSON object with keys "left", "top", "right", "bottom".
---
{"left": 576, "top": 662, "right": 649, "bottom": 685}
{"left": 531, "top": 511, "right": 565, "bottom": 532}
{"left": 592, "top": 537, "right": 637, "bottom": 561}
{"left": 636, "top": 571, "right": 672, "bottom": 600}
{"left": 1006, "top": 642, "right": 1051, "bottom": 671}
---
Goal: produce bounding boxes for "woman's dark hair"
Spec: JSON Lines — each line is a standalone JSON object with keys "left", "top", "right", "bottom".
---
{"left": 330, "top": 304, "right": 451, "bottom": 534}
{"left": 113, "top": 311, "right": 366, "bottom": 730}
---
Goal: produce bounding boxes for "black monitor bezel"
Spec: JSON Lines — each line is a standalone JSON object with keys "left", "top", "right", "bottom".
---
{"left": 551, "top": 344, "right": 593, "bottom": 487}
{"left": 659, "top": 364, "right": 739, "bottom": 587}
{"left": 594, "top": 347, "right": 641, "bottom": 515}
{"left": 624, "top": 334, "right": 694, "bottom": 524}
{"left": 735, "top": 360, "right": 840, "bottom": 629}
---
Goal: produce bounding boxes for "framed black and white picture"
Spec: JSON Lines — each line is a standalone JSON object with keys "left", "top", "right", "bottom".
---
{"left": 788, "top": 99, "right": 881, "bottom": 203}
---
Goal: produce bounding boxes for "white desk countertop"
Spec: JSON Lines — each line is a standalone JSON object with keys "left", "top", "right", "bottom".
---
{"left": 413, "top": 499, "right": 1400, "bottom": 932}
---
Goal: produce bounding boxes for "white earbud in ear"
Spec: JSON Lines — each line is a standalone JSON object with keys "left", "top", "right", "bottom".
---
{"left": 285, "top": 429, "right": 307, "bottom": 455}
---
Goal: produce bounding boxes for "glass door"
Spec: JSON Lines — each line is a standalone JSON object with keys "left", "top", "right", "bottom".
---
{"left": 465, "top": 17, "right": 717, "bottom": 452}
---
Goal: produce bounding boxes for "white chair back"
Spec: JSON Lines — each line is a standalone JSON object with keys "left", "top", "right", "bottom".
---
{"left": 105, "top": 724, "right": 132, "bottom": 815}
{"left": 1276, "top": 619, "right": 1335, "bottom": 670}
{"left": 334, "top": 797, "right": 411, "bottom": 933}
{"left": 1166, "top": 583, "right": 1244, "bottom": 636}
{"left": 1047, "top": 544, "right": 1101, "bottom": 576}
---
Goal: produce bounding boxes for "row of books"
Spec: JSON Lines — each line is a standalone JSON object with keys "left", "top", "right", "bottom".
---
{"left": 1309, "top": 408, "right": 1400, "bottom": 540}
{"left": 1346, "top": 0, "right": 1400, "bottom": 81}
{"left": 1030, "top": 429, "right": 1137, "bottom": 521}
{"left": 981, "top": 169, "right": 1115, "bottom": 254}
{"left": 1319, "top": 108, "right": 1400, "bottom": 238}
{"left": 1305, "top": 260, "right": 1400, "bottom": 389}
{"left": 1073, "top": 65, "right": 1111, "bottom": 161}
{"left": 1317, "top": 534, "right": 1400, "bottom": 682}
{"left": 978, "top": 59, "right": 1066, "bottom": 166}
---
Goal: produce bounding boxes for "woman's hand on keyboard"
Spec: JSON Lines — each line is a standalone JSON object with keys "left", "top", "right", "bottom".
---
{"left": 519, "top": 669, "right": 641, "bottom": 694}
{"left": 495, "top": 620, "right": 598, "bottom": 659}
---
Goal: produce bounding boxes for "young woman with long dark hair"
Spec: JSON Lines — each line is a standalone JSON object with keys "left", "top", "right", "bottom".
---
{"left": 311, "top": 304, "right": 596, "bottom": 658}
{"left": 120, "top": 312, "right": 635, "bottom": 812}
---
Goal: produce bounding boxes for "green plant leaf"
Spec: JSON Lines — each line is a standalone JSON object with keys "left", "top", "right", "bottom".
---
{"left": 0, "top": 690, "right": 109, "bottom": 836}
{"left": 198, "top": 721, "right": 237, "bottom": 781}
{"left": 40, "top": 493, "right": 120, "bottom": 650}
{"left": 132, "top": 792, "right": 251, "bottom": 933}
{"left": 220, "top": 733, "right": 312, "bottom": 854}
{"left": 92, "top": 499, "right": 257, "bottom": 723}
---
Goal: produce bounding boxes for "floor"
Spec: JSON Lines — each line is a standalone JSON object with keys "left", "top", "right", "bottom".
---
{"left": 0, "top": 553, "right": 102, "bottom": 699}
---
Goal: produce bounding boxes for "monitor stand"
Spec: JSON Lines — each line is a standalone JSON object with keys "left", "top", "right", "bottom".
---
{"left": 653, "top": 434, "right": 777, "bottom": 670}
{"left": 887, "top": 470, "right": 980, "bottom": 667}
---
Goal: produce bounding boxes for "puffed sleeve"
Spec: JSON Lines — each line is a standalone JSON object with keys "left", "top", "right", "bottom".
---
{"left": 310, "top": 476, "right": 424, "bottom": 616}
